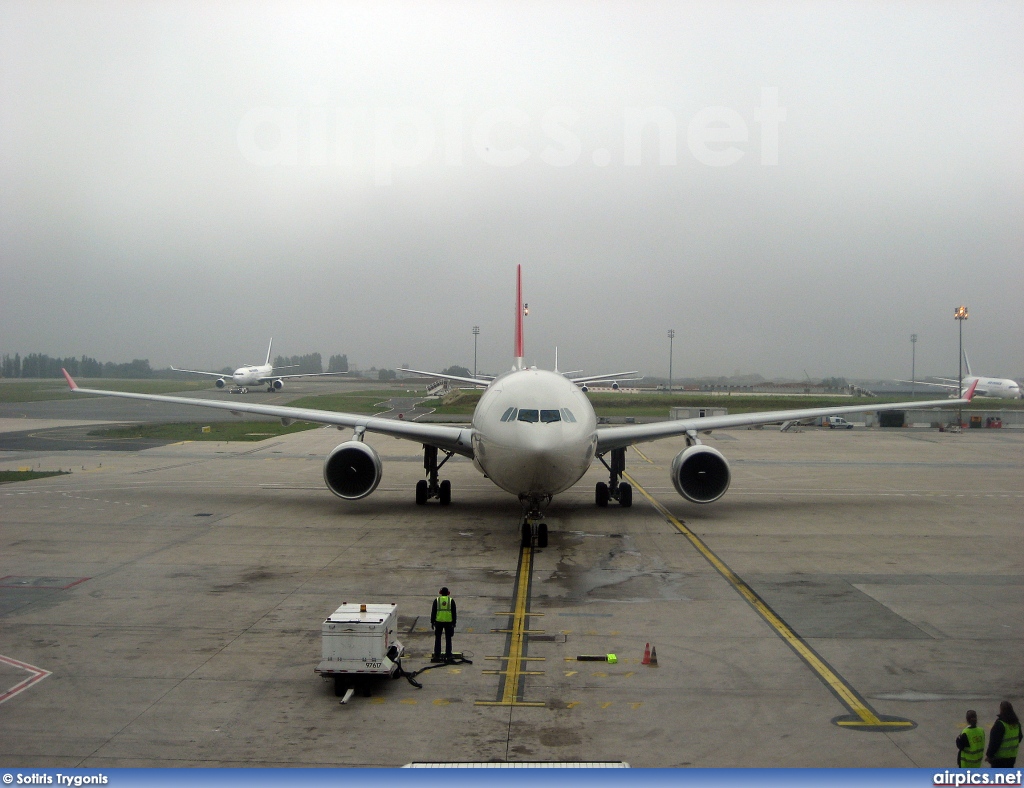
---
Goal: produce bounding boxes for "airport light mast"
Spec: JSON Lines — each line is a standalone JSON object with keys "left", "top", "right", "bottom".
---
{"left": 472, "top": 325, "right": 480, "bottom": 379}
{"left": 955, "top": 306, "right": 968, "bottom": 428}
{"left": 910, "top": 333, "right": 917, "bottom": 397}
{"left": 667, "top": 329, "right": 676, "bottom": 394}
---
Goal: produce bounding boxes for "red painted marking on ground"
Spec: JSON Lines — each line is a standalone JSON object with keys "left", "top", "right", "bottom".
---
{"left": 0, "top": 654, "right": 51, "bottom": 704}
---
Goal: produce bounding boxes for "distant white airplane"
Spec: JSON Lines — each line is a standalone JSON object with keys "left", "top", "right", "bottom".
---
{"left": 172, "top": 339, "right": 347, "bottom": 393}
{"left": 901, "top": 352, "right": 1020, "bottom": 400}
{"left": 62, "top": 267, "right": 977, "bottom": 547}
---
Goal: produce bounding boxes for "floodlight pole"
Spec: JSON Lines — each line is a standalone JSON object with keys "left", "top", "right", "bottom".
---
{"left": 472, "top": 325, "right": 480, "bottom": 379}
{"left": 910, "top": 334, "right": 917, "bottom": 397}
{"left": 667, "top": 329, "right": 676, "bottom": 394}
{"left": 954, "top": 306, "right": 968, "bottom": 428}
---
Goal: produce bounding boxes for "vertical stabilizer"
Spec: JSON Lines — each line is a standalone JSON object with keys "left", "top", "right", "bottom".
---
{"left": 514, "top": 265, "right": 525, "bottom": 370}
{"left": 265, "top": 338, "right": 274, "bottom": 367}
{"left": 962, "top": 349, "right": 972, "bottom": 378}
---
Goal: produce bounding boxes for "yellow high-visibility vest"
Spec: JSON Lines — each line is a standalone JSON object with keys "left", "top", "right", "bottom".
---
{"left": 435, "top": 596, "right": 453, "bottom": 623}
{"left": 995, "top": 722, "right": 1021, "bottom": 761}
{"left": 959, "top": 726, "right": 984, "bottom": 768}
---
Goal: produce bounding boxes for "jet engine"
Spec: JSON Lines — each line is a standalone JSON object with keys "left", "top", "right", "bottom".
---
{"left": 272, "top": 379, "right": 283, "bottom": 390}
{"left": 215, "top": 378, "right": 226, "bottom": 388}
{"left": 323, "top": 441, "right": 383, "bottom": 500}
{"left": 671, "top": 444, "right": 731, "bottom": 504}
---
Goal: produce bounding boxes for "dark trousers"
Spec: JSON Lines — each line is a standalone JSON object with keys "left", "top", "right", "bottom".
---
{"left": 433, "top": 623, "right": 454, "bottom": 658}
{"left": 989, "top": 758, "right": 1016, "bottom": 768}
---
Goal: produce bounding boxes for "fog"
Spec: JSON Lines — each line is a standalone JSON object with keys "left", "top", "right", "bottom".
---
{"left": 2, "top": 1, "right": 1022, "bottom": 381}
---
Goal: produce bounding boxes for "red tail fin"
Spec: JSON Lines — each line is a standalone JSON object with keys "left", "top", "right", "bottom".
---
{"left": 515, "top": 264, "right": 524, "bottom": 369}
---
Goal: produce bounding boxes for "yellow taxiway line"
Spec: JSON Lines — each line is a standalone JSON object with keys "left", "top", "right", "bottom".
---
{"left": 624, "top": 469, "right": 914, "bottom": 731}
{"left": 476, "top": 544, "right": 546, "bottom": 707}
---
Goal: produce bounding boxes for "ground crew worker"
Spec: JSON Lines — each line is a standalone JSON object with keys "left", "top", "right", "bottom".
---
{"left": 986, "top": 701, "right": 1021, "bottom": 767}
{"left": 431, "top": 586, "right": 457, "bottom": 662}
{"left": 956, "top": 710, "right": 985, "bottom": 768}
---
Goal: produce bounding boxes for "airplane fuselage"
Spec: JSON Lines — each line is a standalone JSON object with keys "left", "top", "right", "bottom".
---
{"left": 962, "top": 376, "right": 1021, "bottom": 399}
{"left": 230, "top": 364, "right": 275, "bottom": 387}
{"left": 471, "top": 368, "right": 598, "bottom": 503}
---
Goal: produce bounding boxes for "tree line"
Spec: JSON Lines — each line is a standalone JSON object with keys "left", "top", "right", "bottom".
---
{"left": 1, "top": 352, "right": 350, "bottom": 379}
{"left": 1, "top": 353, "right": 153, "bottom": 379}
{"left": 271, "top": 353, "right": 350, "bottom": 374}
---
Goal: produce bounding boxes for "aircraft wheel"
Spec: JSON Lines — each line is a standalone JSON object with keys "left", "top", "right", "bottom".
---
{"left": 521, "top": 521, "right": 531, "bottom": 548}
{"left": 537, "top": 522, "right": 548, "bottom": 548}
{"left": 415, "top": 480, "right": 428, "bottom": 505}
{"left": 595, "top": 482, "right": 609, "bottom": 507}
{"left": 438, "top": 480, "right": 451, "bottom": 505}
{"left": 619, "top": 483, "right": 632, "bottom": 508}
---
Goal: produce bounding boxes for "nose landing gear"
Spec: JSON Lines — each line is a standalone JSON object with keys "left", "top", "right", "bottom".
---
{"left": 415, "top": 444, "right": 453, "bottom": 505}
{"left": 519, "top": 496, "right": 551, "bottom": 548}
{"left": 595, "top": 447, "right": 632, "bottom": 508}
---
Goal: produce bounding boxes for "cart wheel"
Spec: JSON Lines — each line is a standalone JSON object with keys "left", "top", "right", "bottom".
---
{"left": 333, "top": 676, "right": 348, "bottom": 697}
{"left": 361, "top": 683, "right": 372, "bottom": 697}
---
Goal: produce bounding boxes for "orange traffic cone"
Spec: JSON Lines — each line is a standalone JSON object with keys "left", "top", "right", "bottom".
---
{"left": 641, "top": 643, "right": 651, "bottom": 665}
{"left": 648, "top": 645, "right": 658, "bottom": 666}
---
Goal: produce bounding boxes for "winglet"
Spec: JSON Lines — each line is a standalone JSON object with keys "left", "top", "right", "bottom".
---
{"left": 61, "top": 368, "right": 78, "bottom": 390}
{"left": 964, "top": 378, "right": 979, "bottom": 402}
{"left": 514, "top": 264, "right": 525, "bottom": 370}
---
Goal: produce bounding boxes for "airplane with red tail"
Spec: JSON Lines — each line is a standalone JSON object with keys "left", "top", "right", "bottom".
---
{"left": 62, "top": 266, "right": 978, "bottom": 547}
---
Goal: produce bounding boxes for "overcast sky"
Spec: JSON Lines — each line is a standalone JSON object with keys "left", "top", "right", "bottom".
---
{"left": 2, "top": 1, "right": 1022, "bottom": 380}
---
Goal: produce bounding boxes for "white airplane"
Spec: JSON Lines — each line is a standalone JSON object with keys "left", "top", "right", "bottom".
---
{"left": 172, "top": 339, "right": 347, "bottom": 393}
{"left": 901, "top": 352, "right": 1020, "bottom": 400}
{"left": 62, "top": 267, "right": 978, "bottom": 548}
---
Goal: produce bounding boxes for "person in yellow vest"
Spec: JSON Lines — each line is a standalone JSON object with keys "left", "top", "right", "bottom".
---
{"left": 956, "top": 710, "right": 985, "bottom": 768}
{"left": 430, "top": 587, "right": 457, "bottom": 662}
{"left": 986, "top": 701, "right": 1021, "bottom": 768}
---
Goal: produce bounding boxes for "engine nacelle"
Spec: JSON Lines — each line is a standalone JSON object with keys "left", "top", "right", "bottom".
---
{"left": 323, "top": 441, "right": 383, "bottom": 500}
{"left": 611, "top": 381, "right": 619, "bottom": 390}
{"left": 670, "top": 444, "right": 731, "bottom": 504}
{"left": 215, "top": 378, "right": 226, "bottom": 388}
{"left": 272, "top": 379, "right": 283, "bottom": 390}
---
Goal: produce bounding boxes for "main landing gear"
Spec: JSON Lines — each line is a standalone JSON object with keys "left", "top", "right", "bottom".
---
{"left": 595, "top": 447, "right": 632, "bottom": 508}
{"left": 519, "top": 497, "right": 550, "bottom": 548}
{"left": 415, "top": 444, "right": 453, "bottom": 506}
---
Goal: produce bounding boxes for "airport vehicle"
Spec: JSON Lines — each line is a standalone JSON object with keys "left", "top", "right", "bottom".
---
{"left": 316, "top": 602, "right": 403, "bottom": 701}
{"left": 900, "top": 352, "right": 1020, "bottom": 400}
{"left": 172, "top": 339, "right": 347, "bottom": 393}
{"left": 61, "top": 267, "right": 978, "bottom": 547}
{"left": 825, "top": 416, "right": 854, "bottom": 429}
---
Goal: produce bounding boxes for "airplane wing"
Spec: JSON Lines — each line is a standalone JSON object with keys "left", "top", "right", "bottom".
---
{"left": 398, "top": 368, "right": 492, "bottom": 387}
{"left": 894, "top": 379, "right": 958, "bottom": 390}
{"left": 595, "top": 381, "right": 978, "bottom": 453}
{"left": 569, "top": 371, "right": 639, "bottom": 385}
{"left": 61, "top": 370, "right": 473, "bottom": 457}
{"left": 170, "top": 367, "right": 231, "bottom": 378}
{"left": 260, "top": 371, "right": 349, "bottom": 381}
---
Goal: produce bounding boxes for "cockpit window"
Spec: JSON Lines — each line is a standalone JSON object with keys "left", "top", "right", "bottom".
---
{"left": 517, "top": 409, "right": 539, "bottom": 423}
{"left": 540, "top": 409, "right": 561, "bottom": 423}
{"left": 561, "top": 408, "right": 577, "bottom": 423}
{"left": 500, "top": 407, "right": 517, "bottom": 422}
